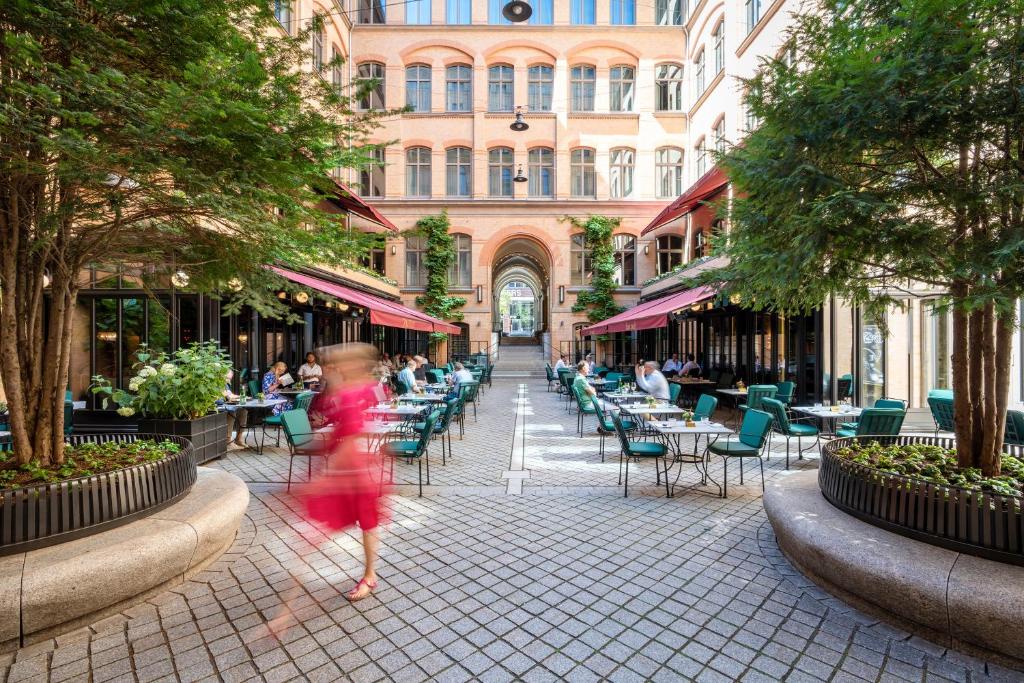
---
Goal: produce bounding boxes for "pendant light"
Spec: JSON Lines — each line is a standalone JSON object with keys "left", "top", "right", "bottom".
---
{"left": 513, "top": 165, "right": 528, "bottom": 183}
{"left": 502, "top": 1, "right": 532, "bottom": 22}
{"left": 510, "top": 106, "right": 529, "bottom": 132}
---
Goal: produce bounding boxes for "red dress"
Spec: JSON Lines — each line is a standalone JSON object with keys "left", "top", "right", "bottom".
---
{"left": 301, "top": 383, "right": 388, "bottom": 532}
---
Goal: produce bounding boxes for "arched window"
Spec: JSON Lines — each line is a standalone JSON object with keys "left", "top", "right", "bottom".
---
{"left": 656, "top": 147, "right": 684, "bottom": 198}
{"left": 446, "top": 64, "right": 472, "bottom": 112}
{"left": 445, "top": 147, "right": 472, "bottom": 197}
{"left": 528, "top": 65, "right": 554, "bottom": 111}
{"left": 359, "top": 146, "right": 385, "bottom": 197}
{"left": 528, "top": 147, "right": 554, "bottom": 198}
{"left": 488, "top": 147, "right": 514, "bottom": 197}
{"left": 694, "top": 50, "right": 705, "bottom": 95}
{"left": 331, "top": 45, "right": 344, "bottom": 95}
{"left": 610, "top": 0, "right": 635, "bottom": 25}
{"left": 448, "top": 234, "right": 472, "bottom": 287}
{"left": 406, "top": 64, "right": 431, "bottom": 112}
{"left": 714, "top": 117, "right": 726, "bottom": 155}
{"left": 570, "top": 233, "right": 592, "bottom": 285}
{"left": 613, "top": 234, "right": 636, "bottom": 286}
{"left": 713, "top": 20, "right": 725, "bottom": 74}
{"left": 570, "top": 148, "right": 596, "bottom": 198}
{"left": 570, "top": 65, "right": 596, "bottom": 112}
{"left": 610, "top": 66, "right": 635, "bottom": 112}
{"left": 405, "top": 235, "right": 428, "bottom": 286}
{"left": 488, "top": 64, "right": 514, "bottom": 112}
{"left": 695, "top": 137, "right": 708, "bottom": 177}
{"left": 657, "top": 235, "right": 685, "bottom": 274}
{"left": 609, "top": 148, "right": 635, "bottom": 198}
{"left": 357, "top": 62, "right": 385, "bottom": 110}
{"left": 311, "top": 19, "right": 324, "bottom": 71}
{"left": 656, "top": 0, "right": 683, "bottom": 25}
{"left": 273, "top": 0, "right": 292, "bottom": 32}
{"left": 405, "top": 146, "right": 431, "bottom": 197}
{"left": 655, "top": 63, "right": 684, "bottom": 111}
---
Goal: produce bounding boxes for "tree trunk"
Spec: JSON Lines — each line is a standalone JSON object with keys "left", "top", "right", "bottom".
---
{"left": 950, "top": 287, "right": 973, "bottom": 469}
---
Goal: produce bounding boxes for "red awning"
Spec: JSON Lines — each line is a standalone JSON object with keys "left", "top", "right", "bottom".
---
{"left": 272, "top": 267, "right": 460, "bottom": 335}
{"left": 581, "top": 285, "right": 717, "bottom": 336}
{"left": 642, "top": 166, "right": 728, "bottom": 235}
{"left": 328, "top": 179, "right": 397, "bottom": 232}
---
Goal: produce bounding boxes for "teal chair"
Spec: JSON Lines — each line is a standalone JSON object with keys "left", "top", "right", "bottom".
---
{"left": 280, "top": 409, "right": 328, "bottom": 491}
{"left": 458, "top": 380, "right": 480, "bottom": 422}
{"left": 669, "top": 382, "right": 682, "bottom": 405}
{"left": 395, "top": 378, "right": 412, "bottom": 396}
{"left": 545, "top": 364, "right": 557, "bottom": 392}
{"left": 481, "top": 365, "right": 493, "bottom": 390}
{"left": 611, "top": 411, "right": 670, "bottom": 498}
{"left": 64, "top": 400, "right": 74, "bottom": 436}
{"left": 1005, "top": 410, "right": 1024, "bottom": 446}
{"left": 382, "top": 410, "right": 439, "bottom": 497}
{"left": 413, "top": 398, "right": 459, "bottom": 464}
{"left": 247, "top": 379, "right": 260, "bottom": 398}
{"left": 605, "top": 372, "right": 623, "bottom": 385}
{"left": 707, "top": 409, "right": 774, "bottom": 497}
{"left": 559, "top": 373, "right": 575, "bottom": 410}
{"left": 571, "top": 384, "right": 598, "bottom": 437}
{"left": 927, "top": 394, "right": 955, "bottom": 435}
{"left": 694, "top": 394, "right": 718, "bottom": 421}
{"left": 774, "top": 381, "right": 796, "bottom": 406}
{"left": 426, "top": 369, "right": 445, "bottom": 384}
{"left": 835, "top": 408, "right": 906, "bottom": 439}
{"left": 592, "top": 399, "right": 636, "bottom": 462}
{"left": 761, "top": 397, "right": 818, "bottom": 469}
{"left": 294, "top": 391, "right": 315, "bottom": 413}
{"left": 739, "top": 385, "right": 777, "bottom": 415}
{"left": 840, "top": 398, "right": 905, "bottom": 431}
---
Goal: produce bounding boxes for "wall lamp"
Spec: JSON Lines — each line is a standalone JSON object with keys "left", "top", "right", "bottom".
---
{"left": 476, "top": 285, "right": 483, "bottom": 303}
{"left": 391, "top": 244, "right": 397, "bottom": 255}
{"left": 558, "top": 285, "right": 565, "bottom": 304}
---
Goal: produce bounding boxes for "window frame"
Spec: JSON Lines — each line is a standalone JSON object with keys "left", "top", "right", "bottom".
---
{"left": 356, "top": 62, "right": 385, "bottom": 110}
{"left": 570, "top": 148, "right": 597, "bottom": 198}
{"left": 446, "top": 0, "right": 471, "bottom": 24}
{"left": 694, "top": 49, "right": 705, "bottom": 96}
{"left": 359, "top": 0, "right": 386, "bottom": 24}
{"left": 714, "top": 117, "right": 726, "bottom": 155}
{"left": 713, "top": 21, "right": 725, "bottom": 75}
{"left": 656, "top": 147, "right": 684, "bottom": 199}
{"left": 612, "top": 234, "right": 637, "bottom": 286}
{"left": 445, "top": 146, "right": 472, "bottom": 197}
{"left": 488, "top": 147, "right": 515, "bottom": 198}
{"left": 570, "top": 233, "right": 593, "bottom": 285}
{"left": 446, "top": 64, "right": 473, "bottom": 113}
{"left": 656, "top": 0, "right": 684, "bottom": 25}
{"left": 311, "top": 20, "right": 324, "bottom": 71}
{"left": 488, "top": 64, "right": 515, "bottom": 112}
{"left": 570, "top": 64, "right": 596, "bottom": 112}
{"left": 529, "top": 0, "right": 554, "bottom": 24}
{"left": 695, "top": 137, "right": 708, "bottom": 177}
{"left": 448, "top": 233, "right": 472, "bottom": 288}
{"left": 657, "top": 234, "right": 685, "bottom": 274}
{"left": 405, "top": 235, "right": 428, "bottom": 287}
{"left": 331, "top": 45, "right": 344, "bottom": 96}
{"left": 528, "top": 147, "right": 554, "bottom": 198}
{"left": 655, "top": 63, "right": 684, "bottom": 111}
{"left": 610, "top": 0, "right": 636, "bottom": 25}
{"left": 528, "top": 64, "right": 554, "bottom": 112}
{"left": 609, "top": 65, "right": 636, "bottom": 112}
{"left": 360, "top": 146, "right": 386, "bottom": 198}
{"left": 406, "top": 0, "right": 431, "bottom": 24}
{"left": 405, "top": 64, "right": 431, "bottom": 112}
{"left": 405, "top": 146, "right": 432, "bottom": 198}
{"left": 571, "top": 0, "right": 596, "bottom": 24}
{"left": 274, "top": 0, "right": 292, "bottom": 32}
{"left": 745, "top": 0, "right": 762, "bottom": 33}
{"left": 609, "top": 147, "right": 635, "bottom": 199}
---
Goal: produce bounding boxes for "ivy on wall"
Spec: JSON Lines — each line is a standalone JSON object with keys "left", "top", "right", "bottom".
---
{"left": 564, "top": 215, "right": 626, "bottom": 323}
{"left": 408, "top": 211, "right": 466, "bottom": 340}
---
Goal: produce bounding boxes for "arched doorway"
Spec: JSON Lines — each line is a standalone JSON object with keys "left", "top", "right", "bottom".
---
{"left": 490, "top": 236, "right": 551, "bottom": 346}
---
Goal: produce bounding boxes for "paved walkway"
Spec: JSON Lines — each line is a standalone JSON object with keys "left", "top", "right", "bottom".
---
{"left": 2, "top": 379, "right": 1021, "bottom": 682}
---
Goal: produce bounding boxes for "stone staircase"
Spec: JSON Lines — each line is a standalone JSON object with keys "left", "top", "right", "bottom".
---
{"left": 492, "top": 343, "right": 547, "bottom": 380}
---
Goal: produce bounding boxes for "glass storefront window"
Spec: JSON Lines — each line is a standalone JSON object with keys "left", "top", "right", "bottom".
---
{"left": 860, "top": 313, "right": 886, "bottom": 405}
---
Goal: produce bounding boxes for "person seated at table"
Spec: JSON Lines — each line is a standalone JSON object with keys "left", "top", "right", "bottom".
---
{"left": 413, "top": 355, "right": 428, "bottom": 382}
{"left": 446, "top": 362, "right": 474, "bottom": 400}
{"left": 554, "top": 353, "right": 568, "bottom": 371}
{"left": 298, "top": 351, "right": 323, "bottom": 386}
{"left": 380, "top": 352, "right": 395, "bottom": 376}
{"left": 681, "top": 353, "right": 702, "bottom": 377}
{"left": 573, "top": 360, "right": 598, "bottom": 406}
{"left": 584, "top": 353, "right": 596, "bottom": 375}
{"left": 262, "top": 362, "right": 293, "bottom": 415}
{"left": 635, "top": 360, "right": 670, "bottom": 400}
{"left": 662, "top": 354, "right": 683, "bottom": 377}
{"left": 397, "top": 359, "right": 419, "bottom": 394}
{"left": 220, "top": 370, "right": 248, "bottom": 447}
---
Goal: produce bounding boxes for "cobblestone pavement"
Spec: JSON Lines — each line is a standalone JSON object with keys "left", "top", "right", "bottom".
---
{"left": 3, "top": 379, "right": 1021, "bottom": 682}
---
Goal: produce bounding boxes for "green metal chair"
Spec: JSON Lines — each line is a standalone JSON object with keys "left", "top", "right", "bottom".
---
{"left": 927, "top": 395, "right": 955, "bottom": 435}
{"left": 774, "top": 381, "right": 796, "bottom": 406}
{"left": 413, "top": 398, "right": 459, "bottom": 464}
{"left": 545, "top": 364, "right": 557, "bottom": 392}
{"left": 761, "top": 397, "right": 818, "bottom": 469}
{"left": 294, "top": 391, "right": 315, "bottom": 413}
{"left": 611, "top": 411, "right": 670, "bottom": 498}
{"left": 592, "top": 399, "right": 636, "bottom": 462}
{"left": 247, "top": 379, "right": 260, "bottom": 398}
{"left": 382, "top": 410, "right": 439, "bottom": 497}
{"left": 64, "top": 399, "right": 75, "bottom": 436}
{"left": 739, "top": 385, "right": 777, "bottom": 415}
{"left": 395, "top": 378, "right": 412, "bottom": 396}
{"left": 450, "top": 392, "right": 467, "bottom": 438}
{"left": 694, "top": 394, "right": 718, "bottom": 421}
{"left": 835, "top": 408, "right": 906, "bottom": 439}
{"left": 426, "top": 368, "right": 445, "bottom": 384}
{"left": 840, "top": 398, "right": 905, "bottom": 431}
{"left": 707, "top": 409, "right": 774, "bottom": 497}
{"left": 571, "top": 384, "right": 598, "bottom": 437}
{"left": 280, "top": 409, "right": 328, "bottom": 491}
{"left": 669, "top": 382, "right": 682, "bottom": 405}
{"left": 559, "top": 372, "right": 575, "bottom": 410}
{"left": 1005, "top": 410, "right": 1024, "bottom": 446}
{"left": 481, "top": 365, "right": 493, "bottom": 389}
{"left": 458, "top": 380, "right": 480, "bottom": 422}
{"left": 605, "top": 372, "right": 623, "bottom": 385}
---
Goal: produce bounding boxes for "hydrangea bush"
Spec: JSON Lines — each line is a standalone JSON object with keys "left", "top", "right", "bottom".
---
{"left": 92, "top": 342, "right": 230, "bottom": 420}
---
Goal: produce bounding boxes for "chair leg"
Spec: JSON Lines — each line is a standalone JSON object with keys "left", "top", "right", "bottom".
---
{"left": 307, "top": 455, "right": 312, "bottom": 483}
{"left": 786, "top": 438, "right": 790, "bottom": 470}
{"left": 417, "top": 459, "right": 423, "bottom": 497}
{"left": 722, "top": 457, "right": 728, "bottom": 498}
{"left": 759, "top": 456, "right": 765, "bottom": 492}
{"left": 287, "top": 455, "right": 294, "bottom": 492}
{"left": 624, "top": 457, "right": 629, "bottom": 498}
{"left": 618, "top": 450, "right": 624, "bottom": 485}
{"left": 425, "top": 448, "right": 430, "bottom": 485}
{"left": 739, "top": 457, "right": 744, "bottom": 485}
{"left": 663, "top": 457, "right": 671, "bottom": 498}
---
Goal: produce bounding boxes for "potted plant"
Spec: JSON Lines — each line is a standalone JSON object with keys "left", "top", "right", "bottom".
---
{"left": 92, "top": 342, "right": 231, "bottom": 464}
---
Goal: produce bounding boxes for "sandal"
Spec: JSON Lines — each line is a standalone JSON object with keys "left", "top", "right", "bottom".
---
{"left": 346, "top": 578, "right": 377, "bottom": 602}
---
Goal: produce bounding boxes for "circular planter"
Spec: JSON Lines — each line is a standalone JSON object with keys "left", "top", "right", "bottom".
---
{"left": 0, "top": 433, "right": 197, "bottom": 556}
{"left": 820, "top": 436, "right": 1024, "bottom": 566}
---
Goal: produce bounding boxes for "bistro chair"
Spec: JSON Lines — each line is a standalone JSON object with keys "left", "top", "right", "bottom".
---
{"left": 545, "top": 364, "right": 557, "bottom": 392}
{"left": 835, "top": 408, "right": 906, "bottom": 440}
{"left": 739, "top": 385, "right": 777, "bottom": 415}
{"left": 761, "top": 397, "right": 819, "bottom": 469}
{"left": 592, "top": 399, "right": 637, "bottom": 462}
{"left": 837, "top": 376, "right": 854, "bottom": 400}
{"left": 927, "top": 394, "right": 955, "bottom": 435}
{"left": 716, "top": 372, "right": 734, "bottom": 389}
{"left": 1005, "top": 410, "right": 1024, "bottom": 446}
{"left": 556, "top": 368, "right": 573, "bottom": 395}
{"left": 560, "top": 373, "right": 575, "bottom": 410}
{"left": 668, "top": 382, "right": 682, "bottom": 406}
{"left": 247, "top": 379, "right": 260, "bottom": 398}
{"left": 611, "top": 411, "right": 670, "bottom": 498}
{"left": 280, "top": 409, "right": 328, "bottom": 491}
{"left": 426, "top": 369, "right": 445, "bottom": 385}
{"left": 572, "top": 384, "right": 598, "bottom": 437}
{"left": 458, "top": 380, "right": 480, "bottom": 421}
{"left": 694, "top": 394, "right": 719, "bottom": 422}
{"left": 382, "top": 410, "right": 439, "bottom": 497}
{"left": 774, "top": 381, "right": 796, "bottom": 406}
{"left": 395, "top": 378, "right": 412, "bottom": 396}
{"left": 482, "top": 365, "right": 493, "bottom": 389}
{"left": 840, "top": 397, "right": 905, "bottom": 431}
{"left": 412, "top": 398, "right": 459, "bottom": 464}
{"left": 294, "top": 391, "right": 315, "bottom": 413}
{"left": 707, "top": 409, "right": 774, "bottom": 498}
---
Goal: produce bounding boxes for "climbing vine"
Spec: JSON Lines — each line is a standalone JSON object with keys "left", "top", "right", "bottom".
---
{"left": 408, "top": 211, "right": 466, "bottom": 340}
{"left": 563, "top": 215, "right": 625, "bottom": 323}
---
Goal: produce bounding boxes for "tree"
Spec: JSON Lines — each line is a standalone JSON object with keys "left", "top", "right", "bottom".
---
{"left": 703, "top": 0, "right": 1024, "bottom": 475}
{"left": 0, "top": 1, "right": 389, "bottom": 465}
{"left": 409, "top": 211, "right": 466, "bottom": 344}
{"left": 565, "top": 215, "right": 626, "bottom": 323}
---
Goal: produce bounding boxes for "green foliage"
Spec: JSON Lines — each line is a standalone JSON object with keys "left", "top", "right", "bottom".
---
{"left": 92, "top": 342, "right": 231, "bottom": 420}
{"left": 408, "top": 211, "right": 466, "bottom": 340}
{"left": 2, "top": 439, "right": 181, "bottom": 487}
{"left": 564, "top": 215, "right": 626, "bottom": 323}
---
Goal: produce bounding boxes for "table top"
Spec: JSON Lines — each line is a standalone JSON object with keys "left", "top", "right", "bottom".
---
{"left": 669, "top": 378, "right": 715, "bottom": 385}
{"left": 717, "top": 388, "right": 748, "bottom": 397}
{"left": 603, "top": 391, "right": 647, "bottom": 401}
{"left": 364, "top": 404, "right": 428, "bottom": 416}
{"left": 618, "top": 404, "right": 688, "bottom": 415}
{"left": 792, "top": 405, "right": 863, "bottom": 418}
{"left": 397, "top": 393, "right": 445, "bottom": 403}
{"left": 72, "top": 401, "right": 86, "bottom": 410}
{"left": 232, "top": 398, "right": 288, "bottom": 408}
{"left": 649, "top": 420, "right": 733, "bottom": 435}
{"left": 279, "top": 388, "right": 320, "bottom": 396}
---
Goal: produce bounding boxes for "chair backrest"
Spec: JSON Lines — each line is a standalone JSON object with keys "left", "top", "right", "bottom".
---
{"left": 572, "top": 383, "right": 595, "bottom": 412}
{"left": 694, "top": 394, "right": 718, "bottom": 421}
{"left": 746, "top": 385, "right": 778, "bottom": 411}
{"left": 545, "top": 365, "right": 555, "bottom": 381}
{"left": 760, "top": 397, "right": 790, "bottom": 433}
{"left": 426, "top": 369, "right": 445, "bottom": 384}
{"left": 294, "top": 391, "right": 315, "bottom": 412}
{"left": 708, "top": 369, "right": 721, "bottom": 384}
{"left": 739, "top": 409, "right": 774, "bottom": 450}
{"left": 669, "top": 382, "right": 681, "bottom": 404}
{"left": 438, "top": 398, "right": 459, "bottom": 430}
{"left": 927, "top": 395, "right": 955, "bottom": 432}
{"left": 875, "top": 398, "right": 906, "bottom": 410}
{"left": 718, "top": 372, "right": 734, "bottom": 389}
{"left": 837, "top": 376, "right": 854, "bottom": 398}
{"left": 395, "top": 378, "right": 411, "bottom": 396}
{"left": 417, "top": 410, "right": 440, "bottom": 450}
{"left": 928, "top": 388, "right": 953, "bottom": 400}
{"left": 610, "top": 410, "right": 633, "bottom": 452}
{"left": 774, "top": 381, "right": 795, "bottom": 403}
{"left": 856, "top": 408, "right": 906, "bottom": 437}
{"left": 281, "top": 409, "right": 315, "bottom": 449}
{"left": 1005, "top": 410, "right": 1024, "bottom": 446}
{"left": 247, "top": 379, "right": 260, "bottom": 397}
{"left": 605, "top": 372, "right": 622, "bottom": 383}
{"left": 560, "top": 373, "right": 573, "bottom": 392}
{"left": 459, "top": 380, "right": 479, "bottom": 402}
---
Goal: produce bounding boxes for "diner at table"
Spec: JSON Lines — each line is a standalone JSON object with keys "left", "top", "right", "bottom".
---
{"left": 634, "top": 360, "right": 670, "bottom": 400}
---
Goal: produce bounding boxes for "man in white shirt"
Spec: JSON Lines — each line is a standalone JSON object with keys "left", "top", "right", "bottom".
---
{"left": 662, "top": 354, "right": 682, "bottom": 377}
{"left": 680, "top": 353, "right": 702, "bottom": 377}
{"left": 397, "top": 360, "right": 419, "bottom": 394}
{"left": 635, "top": 360, "right": 670, "bottom": 400}
{"left": 584, "top": 353, "right": 596, "bottom": 375}
{"left": 448, "top": 362, "right": 475, "bottom": 399}
{"left": 553, "top": 353, "right": 568, "bottom": 371}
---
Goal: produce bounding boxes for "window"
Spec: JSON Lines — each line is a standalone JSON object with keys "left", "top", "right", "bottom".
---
{"left": 488, "top": 147, "right": 514, "bottom": 197}
{"left": 331, "top": 46, "right": 344, "bottom": 96}
{"left": 744, "top": 84, "right": 761, "bottom": 131}
{"left": 656, "top": 0, "right": 683, "bottom": 25}
{"left": 657, "top": 235, "right": 685, "bottom": 274}
{"left": 274, "top": 0, "right": 292, "bottom": 32}
{"left": 311, "top": 21, "right": 324, "bottom": 71}
{"left": 745, "top": 0, "right": 762, "bottom": 33}
{"left": 406, "top": 0, "right": 431, "bottom": 23}
{"left": 488, "top": 65, "right": 514, "bottom": 112}
{"left": 446, "top": 64, "right": 472, "bottom": 112}
{"left": 356, "top": 62, "right": 385, "bottom": 110}
{"left": 611, "top": 0, "right": 636, "bottom": 25}
{"left": 927, "top": 302, "right": 951, "bottom": 391}
{"left": 405, "top": 64, "right": 431, "bottom": 112}
{"left": 359, "top": 0, "right": 386, "bottom": 24}
{"left": 360, "top": 147, "right": 385, "bottom": 197}
{"left": 613, "top": 234, "right": 636, "bottom": 286}
{"left": 447, "top": 0, "right": 470, "bottom": 23}
{"left": 609, "top": 148, "right": 634, "bottom": 198}
{"left": 570, "top": 148, "right": 596, "bottom": 198}
{"left": 656, "top": 147, "right": 684, "bottom": 198}
{"left": 571, "top": 0, "right": 596, "bottom": 24}
{"left": 446, "top": 147, "right": 472, "bottom": 197}
{"left": 405, "top": 235, "right": 427, "bottom": 287}
{"left": 448, "top": 234, "right": 472, "bottom": 287}
{"left": 570, "top": 65, "right": 596, "bottom": 112}
{"left": 695, "top": 137, "right": 707, "bottom": 177}
{"left": 693, "top": 228, "right": 709, "bottom": 259}
{"left": 528, "top": 65, "right": 554, "bottom": 111}
{"left": 530, "top": 0, "right": 554, "bottom": 24}
{"left": 488, "top": 0, "right": 513, "bottom": 23}
{"left": 779, "top": 41, "right": 797, "bottom": 68}
{"left": 714, "top": 118, "right": 726, "bottom": 155}
{"left": 361, "top": 245, "right": 386, "bottom": 275}
{"left": 713, "top": 21, "right": 725, "bottom": 75}
{"left": 694, "top": 50, "right": 705, "bottom": 95}
{"left": 528, "top": 147, "right": 554, "bottom": 198}
{"left": 570, "top": 234, "right": 592, "bottom": 285}
{"left": 406, "top": 147, "right": 431, "bottom": 197}
{"left": 655, "top": 63, "right": 684, "bottom": 111}
{"left": 610, "top": 66, "right": 635, "bottom": 112}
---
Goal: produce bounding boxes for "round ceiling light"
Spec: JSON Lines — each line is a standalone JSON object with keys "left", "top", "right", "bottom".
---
{"left": 502, "top": 1, "right": 532, "bottom": 22}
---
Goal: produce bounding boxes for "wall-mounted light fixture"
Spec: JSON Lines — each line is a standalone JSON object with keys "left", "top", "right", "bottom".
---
{"left": 294, "top": 291, "right": 309, "bottom": 304}
{"left": 510, "top": 106, "right": 529, "bottom": 132}
{"left": 558, "top": 285, "right": 565, "bottom": 304}
{"left": 237, "top": 332, "right": 249, "bottom": 344}
{"left": 643, "top": 244, "right": 649, "bottom": 255}
{"left": 391, "top": 244, "right": 397, "bottom": 255}
{"left": 338, "top": 302, "right": 350, "bottom": 312}
{"left": 96, "top": 330, "right": 118, "bottom": 343}
{"left": 277, "top": 291, "right": 288, "bottom": 300}
{"left": 513, "top": 165, "right": 528, "bottom": 183}
{"left": 476, "top": 285, "right": 483, "bottom": 303}
{"left": 502, "top": 1, "right": 532, "bottom": 22}
{"left": 170, "top": 270, "right": 190, "bottom": 288}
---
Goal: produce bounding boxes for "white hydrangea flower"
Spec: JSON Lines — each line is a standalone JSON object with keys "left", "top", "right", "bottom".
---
{"left": 138, "top": 366, "right": 157, "bottom": 378}
{"left": 159, "top": 363, "right": 176, "bottom": 376}
{"left": 116, "top": 406, "right": 135, "bottom": 417}
{"left": 128, "top": 378, "right": 142, "bottom": 392}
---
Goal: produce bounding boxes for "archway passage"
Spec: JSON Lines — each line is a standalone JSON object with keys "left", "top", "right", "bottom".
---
{"left": 491, "top": 236, "right": 550, "bottom": 348}
{"left": 499, "top": 281, "right": 536, "bottom": 336}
